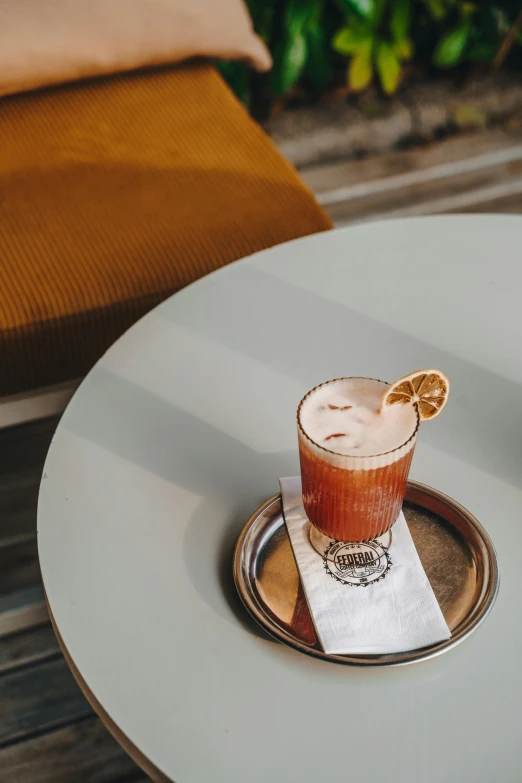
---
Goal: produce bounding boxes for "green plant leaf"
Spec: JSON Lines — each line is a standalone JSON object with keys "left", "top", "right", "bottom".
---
{"left": 333, "top": 25, "right": 372, "bottom": 54}
{"left": 306, "top": 25, "right": 334, "bottom": 89}
{"left": 394, "top": 37, "right": 413, "bottom": 59}
{"left": 372, "top": 0, "right": 389, "bottom": 24}
{"left": 466, "top": 40, "right": 498, "bottom": 62}
{"left": 247, "top": 0, "right": 276, "bottom": 43}
{"left": 460, "top": 2, "right": 477, "bottom": 19}
{"left": 422, "top": 0, "right": 450, "bottom": 21}
{"left": 304, "top": 0, "right": 325, "bottom": 31}
{"left": 284, "top": 0, "right": 316, "bottom": 35}
{"left": 391, "top": 0, "right": 412, "bottom": 42}
{"left": 272, "top": 32, "right": 308, "bottom": 96}
{"left": 348, "top": 41, "right": 373, "bottom": 90}
{"left": 335, "top": 0, "right": 374, "bottom": 19}
{"left": 433, "top": 22, "right": 471, "bottom": 66}
{"left": 376, "top": 41, "right": 402, "bottom": 93}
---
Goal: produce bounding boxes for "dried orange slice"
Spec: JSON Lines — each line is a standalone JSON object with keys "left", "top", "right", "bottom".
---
{"left": 382, "top": 369, "right": 450, "bottom": 421}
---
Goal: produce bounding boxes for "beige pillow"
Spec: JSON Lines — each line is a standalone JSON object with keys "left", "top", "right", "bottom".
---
{"left": 0, "top": 0, "right": 271, "bottom": 98}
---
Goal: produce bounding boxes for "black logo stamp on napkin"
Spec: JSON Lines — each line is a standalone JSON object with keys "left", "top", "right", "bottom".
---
{"left": 323, "top": 540, "right": 391, "bottom": 587}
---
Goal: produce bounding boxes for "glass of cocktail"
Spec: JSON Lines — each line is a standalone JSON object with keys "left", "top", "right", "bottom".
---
{"left": 297, "top": 372, "right": 449, "bottom": 549}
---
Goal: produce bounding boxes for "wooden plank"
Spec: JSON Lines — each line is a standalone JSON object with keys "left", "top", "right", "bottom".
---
{"left": 0, "top": 473, "right": 39, "bottom": 544}
{"left": 0, "top": 417, "right": 59, "bottom": 479}
{"left": 325, "top": 158, "right": 522, "bottom": 225}
{"left": 319, "top": 146, "right": 522, "bottom": 209}
{"left": 0, "top": 380, "right": 76, "bottom": 430}
{"left": 300, "top": 127, "right": 522, "bottom": 226}
{"left": 0, "top": 539, "right": 40, "bottom": 597}
{"left": 0, "top": 419, "right": 57, "bottom": 636}
{"left": 0, "top": 624, "right": 59, "bottom": 675}
{"left": 0, "top": 716, "right": 149, "bottom": 783}
{"left": 330, "top": 176, "right": 522, "bottom": 225}
{"left": 452, "top": 191, "right": 522, "bottom": 214}
{"left": 301, "top": 129, "right": 522, "bottom": 195}
{"left": 0, "top": 657, "right": 92, "bottom": 747}
{"left": 0, "top": 587, "right": 47, "bottom": 639}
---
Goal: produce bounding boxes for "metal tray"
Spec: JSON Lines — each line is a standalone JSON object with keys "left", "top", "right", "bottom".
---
{"left": 233, "top": 480, "right": 499, "bottom": 666}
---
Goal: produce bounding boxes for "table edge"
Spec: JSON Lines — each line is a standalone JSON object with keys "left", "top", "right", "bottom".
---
{"left": 45, "top": 593, "right": 172, "bottom": 783}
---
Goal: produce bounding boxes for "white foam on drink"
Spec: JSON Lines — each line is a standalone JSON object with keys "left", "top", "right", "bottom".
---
{"left": 299, "top": 378, "right": 417, "bottom": 457}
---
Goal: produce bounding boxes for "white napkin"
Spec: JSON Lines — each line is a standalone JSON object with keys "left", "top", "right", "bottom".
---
{"left": 279, "top": 477, "right": 451, "bottom": 655}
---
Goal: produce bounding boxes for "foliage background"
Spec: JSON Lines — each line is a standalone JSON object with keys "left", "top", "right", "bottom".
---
{"left": 217, "top": 1, "right": 522, "bottom": 118}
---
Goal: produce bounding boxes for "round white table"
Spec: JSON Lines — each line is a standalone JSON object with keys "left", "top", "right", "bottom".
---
{"left": 39, "top": 216, "right": 522, "bottom": 783}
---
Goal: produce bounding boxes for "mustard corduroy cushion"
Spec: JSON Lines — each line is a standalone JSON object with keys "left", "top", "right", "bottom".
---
{"left": 0, "top": 63, "right": 332, "bottom": 396}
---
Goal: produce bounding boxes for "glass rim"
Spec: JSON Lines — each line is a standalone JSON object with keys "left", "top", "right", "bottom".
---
{"left": 297, "top": 376, "right": 420, "bottom": 459}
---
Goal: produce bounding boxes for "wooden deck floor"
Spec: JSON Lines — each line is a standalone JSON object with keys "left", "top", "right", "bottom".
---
{"left": 1, "top": 125, "right": 521, "bottom": 782}
{"left": 0, "top": 417, "right": 150, "bottom": 782}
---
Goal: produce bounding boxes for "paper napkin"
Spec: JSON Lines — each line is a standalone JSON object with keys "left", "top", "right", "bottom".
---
{"left": 280, "top": 476, "right": 451, "bottom": 655}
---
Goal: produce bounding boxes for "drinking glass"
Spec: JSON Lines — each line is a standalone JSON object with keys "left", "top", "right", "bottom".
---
{"left": 297, "top": 377, "right": 419, "bottom": 545}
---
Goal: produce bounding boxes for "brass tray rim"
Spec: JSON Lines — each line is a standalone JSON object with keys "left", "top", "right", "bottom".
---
{"left": 233, "top": 480, "right": 500, "bottom": 667}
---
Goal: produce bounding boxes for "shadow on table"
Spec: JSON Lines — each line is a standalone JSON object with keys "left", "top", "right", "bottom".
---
{"left": 185, "top": 495, "right": 277, "bottom": 643}
{"left": 159, "top": 262, "right": 522, "bottom": 492}
{"left": 64, "top": 367, "right": 295, "bottom": 638}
